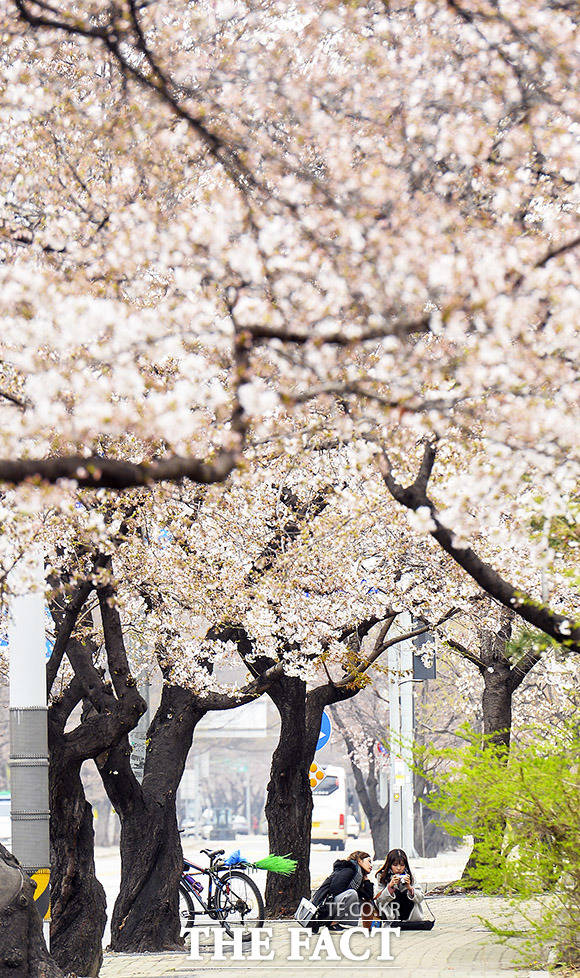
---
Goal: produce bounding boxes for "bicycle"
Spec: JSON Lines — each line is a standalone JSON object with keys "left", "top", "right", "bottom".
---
{"left": 179, "top": 847, "right": 265, "bottom": 940}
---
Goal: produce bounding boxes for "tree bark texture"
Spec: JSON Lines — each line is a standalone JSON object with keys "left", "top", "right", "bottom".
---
{"left": 97, "top": 685, "right": 206, "bottom": 952}
{"left": 48, "top": 722, "right": 106, "bottom": 977}
{"left": 457, "top": 612, "right": 543, "bottom": 885}
{"left": 259, "top": 620, "right": 390, "bottom": 916}
{"left": 46, "top": 572, "right": 146, "bottom": 972}
{"left": 264, "top": 675, "right": 317, "bottom": 917}
{"left": 0, "top": 843, "right": 64, "bottom": 978}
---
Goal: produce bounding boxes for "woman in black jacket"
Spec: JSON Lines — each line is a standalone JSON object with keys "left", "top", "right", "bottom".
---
{"left": 310, "top": 850, "right": 374, "bottom": 931}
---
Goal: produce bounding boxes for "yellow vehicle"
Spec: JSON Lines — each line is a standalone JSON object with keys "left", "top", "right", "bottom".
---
{"left": 311, "top": 765, "right": 347, "bottom": 851}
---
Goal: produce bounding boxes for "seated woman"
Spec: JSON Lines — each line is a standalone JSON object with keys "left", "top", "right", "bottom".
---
{"left": 310, "top": 850, "right": 374, "bottom": 931}
{"left": 375, "top": 848, "right": 425, "bottom": 923}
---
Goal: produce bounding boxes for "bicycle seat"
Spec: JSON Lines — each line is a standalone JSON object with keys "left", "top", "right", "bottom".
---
{"left": 201, "top": 848, "right": 225, "bottom": 859}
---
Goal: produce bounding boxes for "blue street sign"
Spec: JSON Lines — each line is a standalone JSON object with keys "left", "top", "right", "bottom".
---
{"left": 316, "top": 710, "right": 331, "bottom": 751}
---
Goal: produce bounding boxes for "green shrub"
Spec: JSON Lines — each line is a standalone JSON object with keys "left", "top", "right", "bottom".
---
{"left": 414, "top": 716, "right": 580, "bottom": 968}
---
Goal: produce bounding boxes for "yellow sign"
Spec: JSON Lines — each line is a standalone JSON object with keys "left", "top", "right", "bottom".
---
{"left": 31, "top": 868, "right": 50, "bottom": 921}
{"left": 309, "top": 762, "right": 325, "bottom": 789}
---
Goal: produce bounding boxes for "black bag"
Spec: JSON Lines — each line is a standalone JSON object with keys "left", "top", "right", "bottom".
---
{"left": 380, "top": 891, "right": 436, "bottom": 930}
{"left": 385, "top": 919, "right": 435, "bottom": 930}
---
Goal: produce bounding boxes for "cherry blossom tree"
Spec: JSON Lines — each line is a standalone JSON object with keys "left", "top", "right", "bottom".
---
{"left": 0, "top": 1, "right": 578, "bottom": 966}
{"left": 46, "top": 562, "right": 146, "bottom": 974}
{"left": 0, "top": 0, "right": 577, "bottom": 506}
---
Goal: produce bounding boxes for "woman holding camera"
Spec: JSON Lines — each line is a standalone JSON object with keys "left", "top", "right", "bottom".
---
{"left": 375, "top": 848, "right": 425, "bottom": 922}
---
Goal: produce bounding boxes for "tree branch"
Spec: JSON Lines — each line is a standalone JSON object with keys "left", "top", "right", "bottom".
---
{"left": 197, "top": 659, "right": 285, "bottom": 710}
{"left": 247, "top": 315, "right": 430, "bottom": 346}
{"left": 509, "top": 647, "right": 542, "bottom": 692}
{"left": 379, "top": 443, "right": 580, "bottom": 654}
{"left": 97, "top": 578, "right": 143, "bottom": 711}
{"left": 46, "top": 579, "right": 94, "bottom": 694}
{"left": 446, "top": 637, "right": 487, "bottom": 673}
{"left": 0, "top": 450, "right": 238, "bottom": 490}
{"left": 335, "top": 609, "right": 457, "bottom": 689}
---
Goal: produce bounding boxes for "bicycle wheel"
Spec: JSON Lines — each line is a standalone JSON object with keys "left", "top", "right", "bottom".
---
{"left": 178, "top": 879, "right": 196, "bottom": 935}
{"left": 215, "top": 869, "right": 265, "bottom": 937}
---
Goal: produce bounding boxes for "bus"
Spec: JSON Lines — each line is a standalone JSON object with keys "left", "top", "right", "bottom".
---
{"left": 311, "top": 765, "right": 347, "bottom": 850}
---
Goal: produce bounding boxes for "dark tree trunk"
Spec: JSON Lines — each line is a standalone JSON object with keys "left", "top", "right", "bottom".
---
{"left": 0, "top": 844, "right": 64, "bottom": 978}
{"left": 110, "top": 768, "right": 184, "bottom": 952}
{"left": 481, "top": 662, "right": 513, "bottom": 751}
{"left": 461, "top": 659, "right": 513, "bottom": 887}
{"left": 48, "top": 733, "right": 106, "bottom": 977}
{"left": 45, "top": 572, "right": 146, "bottom": 973}
{"left": 458, "top": 611, "right": 535, "bottom": 887}
{"left": 98, "top": 685, "right": 206, "bottom": 952}
{"left": 264, "top": 676, "right": 317, "bottom": 917}
{"left": 260, "top": 621, "right": 387, "bottom": 916}
{"left": 368, "top": 807, "right": 389, "bottom": 859}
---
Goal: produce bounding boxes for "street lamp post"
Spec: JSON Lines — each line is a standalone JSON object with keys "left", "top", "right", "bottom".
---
{"left": 388, "top": 611, "right": 417, "bottom": 857}
{"left": 8, "top": 552, "right": 51, "bottom": 944}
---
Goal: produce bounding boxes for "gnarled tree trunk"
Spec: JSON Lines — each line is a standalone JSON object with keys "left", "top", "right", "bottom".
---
{"left": 46, "top": 568, "right": 146, "bottom": 972}
{"left": 264, "top": 675, "right": 315, "bottom": 917}
{"left": 98, "top": 685, "right": 206, "bottom": 951}
{"left": 49, "top": 729, "right": 106, "bottom": 977}
{"left": 458, "top": 611, "right": 542, "bottom": 886}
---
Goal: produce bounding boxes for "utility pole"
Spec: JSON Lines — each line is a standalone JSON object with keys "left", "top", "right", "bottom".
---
{"left": 9, "top": 551, "right": 51, "bottom": 944}
{"left": 388, "top": 611, "right": 417, "bottom": 857}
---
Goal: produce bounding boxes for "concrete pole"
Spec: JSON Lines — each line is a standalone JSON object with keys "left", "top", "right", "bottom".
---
{"left": 388, "top": 640, "right": 401, "bottom": 848}
{"left": 245, "top": 768, "right": 251, "bottom": 834}
{"left": 388, "top": 612, "right": 417, "bottom": 856}
{"left": 8, "top": 550, "right": 51, "bottom": 945}
{"left": 399, "top": 625, "right": 416, "bottom": 857}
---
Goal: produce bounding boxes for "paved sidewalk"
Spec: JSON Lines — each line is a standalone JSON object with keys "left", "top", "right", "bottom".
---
{"left": 100, "top": 895, "right": 543, "bottom": 978}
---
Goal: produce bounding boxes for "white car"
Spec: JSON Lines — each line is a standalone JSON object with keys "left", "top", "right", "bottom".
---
{"left": 347, "top": 813, "right": 360, "bottom": 838}
{"left": 232, "top": 814, "right": 249, "bottom": 834}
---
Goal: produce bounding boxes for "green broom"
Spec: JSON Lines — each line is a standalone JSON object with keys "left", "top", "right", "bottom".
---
{"left": 250, "top": 853, "right": 298, "bottom": 875}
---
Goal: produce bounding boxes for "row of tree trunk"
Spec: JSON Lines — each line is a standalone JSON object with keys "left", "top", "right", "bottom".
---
{"left": 17, "top": 522, "right": 543, "bottom": 977}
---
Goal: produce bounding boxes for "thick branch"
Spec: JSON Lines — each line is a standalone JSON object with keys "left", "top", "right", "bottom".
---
{"left": 48, "top": 676, "right": 84, "bottom": 733}
{"left": 508, "top": 647, "right": 542, "bottom": 692}
{"left": 197, "top": 659, "right": 285, "bottom": 710}
{"left": 98, "top": 581, "right": 141, "bottom": 705}
{"left": 379, "top": 444, "right": 580, "bottom": 654}
{"left": 0, "top": 450, "right": 238, "bottom": 490}
{"left": 446, "top": 638, "right": 487, "bottom": 673}
{"left": 66, "top": 637, "right": 116, "bottom": 714}
{"left": 46, "top": 580, "right": 94, "bottom": 694}
{"left": 247, "top": 316, "right": 430, "bottom": 345}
